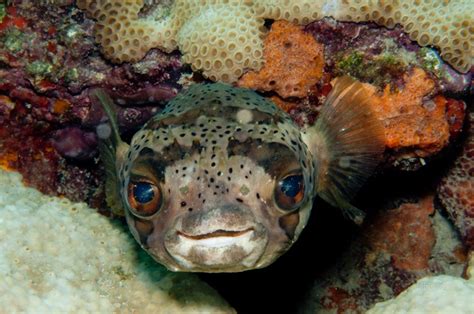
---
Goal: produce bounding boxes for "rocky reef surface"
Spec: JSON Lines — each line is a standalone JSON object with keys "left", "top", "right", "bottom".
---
{"left": 0, "top": 1, "right": 472, "bottom": 313}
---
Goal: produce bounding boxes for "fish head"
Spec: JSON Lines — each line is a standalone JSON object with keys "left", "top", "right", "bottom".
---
{"left": 117, "top": 84, "right": 316, "bottom": 272}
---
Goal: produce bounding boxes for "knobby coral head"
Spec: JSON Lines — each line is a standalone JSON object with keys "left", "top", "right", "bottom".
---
{"left": 77, "top": 0, "right": 473, "bottom": 83}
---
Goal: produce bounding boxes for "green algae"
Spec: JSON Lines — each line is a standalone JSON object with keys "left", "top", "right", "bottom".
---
{"left": 0, "top": 4, "right": 6, "bottom": 23}
{"left": 26, "top": 60, "right": 53, "bottom": 78}
{"left": 418, "top": 47, "right": 445, "bottom": 79}
{"left": 335, "top": 50, "right": 407, "bottom": 88}
{"left": 3, "top": 28, "right": 24, "bottom": 52}
{"left": 64, "top": 67, "right": 79, "bottom": 83}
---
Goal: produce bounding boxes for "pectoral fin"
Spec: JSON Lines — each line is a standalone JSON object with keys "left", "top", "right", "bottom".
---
{"left": 302, "top": 76, "right": 385, "bottom": 224}
{"left": 92, "top": 89, "right": 129, "bottom": 216}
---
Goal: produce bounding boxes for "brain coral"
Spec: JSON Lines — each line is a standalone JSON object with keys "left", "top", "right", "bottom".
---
{"left": 367, "top": 275, "right": 474, "bottom": 313}
{"left": 0, "top": 169, "right": 233, "bottom": 312}
{"left": 77, "top": 0, "right": 473, "bottom": 82}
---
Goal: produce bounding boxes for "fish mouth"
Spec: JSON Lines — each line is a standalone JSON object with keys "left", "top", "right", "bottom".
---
{"left": 165, "top": 226, "right": 267, "bottom": 272}
{"left": 177, "top": 228, "right": 254, "bottom": 240}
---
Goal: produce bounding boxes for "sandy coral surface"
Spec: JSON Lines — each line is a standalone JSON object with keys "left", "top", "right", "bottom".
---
{"left": 0, "top": 169, "right": 234, "bottom": 313}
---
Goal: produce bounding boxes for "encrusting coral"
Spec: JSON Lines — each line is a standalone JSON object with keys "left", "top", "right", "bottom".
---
{"left": 0, "top": 168, "right": 234, "bottom": 312}
{"left": 77, "top": 0, "right": 473, "bottom": 83}
{"left": 438, "top": 111, "right": 474, "bottom": 249}
{"left": 366, "top": 68, "right": 450, "bottom": 158}
{"left": 238, "top": 20, "right": 324, "bottom": 99}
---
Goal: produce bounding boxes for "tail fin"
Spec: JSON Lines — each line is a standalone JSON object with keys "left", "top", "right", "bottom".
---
{"left": 92, "top": 89, "right": 128, "bottom": 216}
{"left": 302, "top": 76, "right": 385, "bottom": 224}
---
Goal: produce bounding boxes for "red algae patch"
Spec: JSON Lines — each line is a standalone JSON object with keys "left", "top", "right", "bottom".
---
{"left": 365, "top": 68, "right": 450, "bottom": 157}
{"left": 364, "top": 196, "right": 436, "bottom": 271}
{"left": 238, "top": 20, "right": 324, "bottom": 99}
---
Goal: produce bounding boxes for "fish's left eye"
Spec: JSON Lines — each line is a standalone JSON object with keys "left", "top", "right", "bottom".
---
{"left": 127, "top": 181, "right": 162, "bottom": 217}
{"left": 274, "top": 174, "right": 305, "bottom": 211}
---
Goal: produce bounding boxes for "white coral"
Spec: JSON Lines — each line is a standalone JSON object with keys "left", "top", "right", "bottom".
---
{"left": 0, "top": 169, "right": 233, "bottom": 313}
{"left": 368, "top": 275, "right": 474, "bottom": 314}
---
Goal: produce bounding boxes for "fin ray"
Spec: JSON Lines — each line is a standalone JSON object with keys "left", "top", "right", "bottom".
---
{"left": 92, "top": 89, "right": 127, "bottom": 216}
{"left": 303, "top": 76, "right": 385, "bottom": 224}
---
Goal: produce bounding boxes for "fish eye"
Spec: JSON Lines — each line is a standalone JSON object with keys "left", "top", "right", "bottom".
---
{"left": 127, "top": 180, "right": 162, "bottom": 217}
{"left": 274, "top": 173, "right": 305, "bottom": 211}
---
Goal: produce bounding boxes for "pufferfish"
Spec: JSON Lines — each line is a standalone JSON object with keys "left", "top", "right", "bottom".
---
{"left": 95, "top": 77, "right": 384, "bottom": 273}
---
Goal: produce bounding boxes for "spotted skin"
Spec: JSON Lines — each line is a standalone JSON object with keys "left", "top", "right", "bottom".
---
{"left": 99, "top": 79, "right": 384, "bottom": 273}
{"left": 115, "top": 83, "right": 315, "bottom": 272}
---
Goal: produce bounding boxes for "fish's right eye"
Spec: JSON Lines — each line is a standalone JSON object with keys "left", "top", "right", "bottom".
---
{"left": 127, "top": 181, "right": 162, "bottom": 217}
{"left": 274, "top": 173, "right": 305, "bottom": 211}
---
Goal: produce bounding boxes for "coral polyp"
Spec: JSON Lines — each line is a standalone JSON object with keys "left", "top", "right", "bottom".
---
{"left": 78, "top": 0, "right": 473, "bottom": 83}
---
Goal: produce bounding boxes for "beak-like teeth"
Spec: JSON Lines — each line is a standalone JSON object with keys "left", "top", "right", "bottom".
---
{"left": 177, "top": 228, "right": 253, "bottom": 240}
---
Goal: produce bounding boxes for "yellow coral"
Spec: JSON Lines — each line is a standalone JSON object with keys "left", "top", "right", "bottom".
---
{"left": 78, "top": 0, "right": 473, "bottom": 83}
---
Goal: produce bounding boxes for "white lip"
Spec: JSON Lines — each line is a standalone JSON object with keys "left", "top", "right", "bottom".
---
{"left": 166, "top": 228, "right": 266, "bottom": 270}
{"left": 177, "top": 229, "right": 254, "bottom": 249}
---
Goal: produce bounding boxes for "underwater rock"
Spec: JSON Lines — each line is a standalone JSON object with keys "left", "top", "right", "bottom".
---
{"left": 0, "top": 169, "right": 234, "bottom": 313}
{"left": 438, "top": 111, "right": 474, "bottom": 249}
{"left": 0, "top": 3, "right": 182, "bottom": 206}
{"left": 238, "top": 20, "right": 324, "bottom": 99}
{"left": 51, "top": 126, "right": 97, "bottom": 160}
{"left": 299, "top": 197, "right": 467, "bottom": 313}
{"left": 364, "top": 196, "right": 436, "bottom": 271}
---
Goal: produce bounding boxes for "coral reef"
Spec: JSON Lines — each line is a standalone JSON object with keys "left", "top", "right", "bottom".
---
{"left": 367, "top": 275, "right": 474, "bottom": 313}
{"left": 364, "top": 196, "right": 436, "bottom": 271}
{"left": 240, "top": 19, "right": 467, "bottom": 167}
{"left": 304, "top": 18, "right": 472, "bottom": 94}
{"left": 0, "top": 3, "right": 181, "bottom": 206}
{"left": 0, "top": 169, "right": 234, "bottom": 312}
{"left": 238, "top": 20, "right": 324, "bottom": 99}
{"left": 77, "top": 0, "right": 472, "bottom": 83}
{"left": 438, "top": 111, "right": 474, "bottom": 249}
{"left": 299, "top": 196, "right": 467, "bottom": 313}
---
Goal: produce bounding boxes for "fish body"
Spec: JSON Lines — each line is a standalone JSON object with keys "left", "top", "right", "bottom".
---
{"left": 95, "top": 78, "right": 384, "bottom": 272}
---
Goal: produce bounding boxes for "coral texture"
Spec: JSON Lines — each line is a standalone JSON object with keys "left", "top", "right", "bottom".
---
{"left": 438, "top": 111, "right": 474, "bottom": 249}
{"left": 238, "top": 20, "right": 324, "bottom": 98}
{"left": 77, "top": 0, "right": 473, "bottom": 83}
{"left": 367, "top": 275, "right": 474, "bottom": 314}
{"left": 0, "top": 169, "right": 233, "bottom": 313}
{"left": 364, "top": 196, "right": 436, "bottom": 271}
{"left": 300, "top": 196, "right": 467, "bottom": 313}
{"left": 0, "top": 4, "right": 180, "bottom": 206}
{"left": 367, "top": 68, "right": 450, "bottom": 158}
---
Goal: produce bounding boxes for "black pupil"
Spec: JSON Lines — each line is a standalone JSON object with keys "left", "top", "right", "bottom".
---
{"left": 133, "top": 182, "right": 154, "bottom": 204}
{"left": 280, "top": 175, "right": 303, "bottom": 197}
